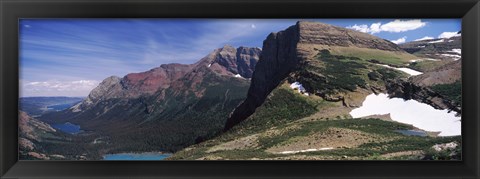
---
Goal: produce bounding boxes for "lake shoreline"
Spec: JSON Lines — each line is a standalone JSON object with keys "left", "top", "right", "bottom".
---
{"left": 102, "top": 151, "right": 173, "bottom": 160}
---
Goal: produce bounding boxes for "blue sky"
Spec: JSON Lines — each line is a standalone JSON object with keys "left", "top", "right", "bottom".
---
{"left": 19, "top": 19, "right": 461, "bottom": 97}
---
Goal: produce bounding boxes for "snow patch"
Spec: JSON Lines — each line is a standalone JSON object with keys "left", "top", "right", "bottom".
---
{"left": 448, "top": 40, "right": 454, "bottom": 42}
{"left": 379, "top": 64, "right": 423, "bottom": 76}
{"left": 234, "top": 74, "right": 243, "bottom": 78}
{"left": 428, "top": 39, "right": 444, "bottom": 44}
{"left": 409, "top": 58, "right": 440, "bottom": 63}
{"left": 449, "top": 49, "right": 461, "bottom": 55}
{"left": 278, "top": 147, "right": 334, "bottom": 154}
{"left": 438, "top": 32, "right": 461, "bottom": 39}
{"left": 349, "top": 93, "right": 461, "bottom": 136}
{"left": 208, "top": 64, "right": 212, "bottom": 67}
{"left": 440, "top": 54, "right": 461, "bottom": 61}
{"left": 290, "top": 82, "right": 309, "bottom": 96}
{"left": 417, "top": 45, "right": 426, "bottom": 48}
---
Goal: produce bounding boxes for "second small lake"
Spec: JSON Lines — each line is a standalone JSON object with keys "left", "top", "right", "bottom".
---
{"left": 395, "top": 130, "right": 428, "bottom": 137}
{"left": 47, "top": 103, "right": 77, "bottom": 111}
{"left": 103, "top": 152, "right": 172, "bottom": 160}
{"left": 52, "top": 122, "right": 82, "bottom": 134}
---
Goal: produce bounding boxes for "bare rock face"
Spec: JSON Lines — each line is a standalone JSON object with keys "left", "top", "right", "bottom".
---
{"left": 123, "top": 63, "right": 194, "bottom": 95}
{"left": 196, "top": 45, "right": 261, "bottom": 78}
{"left": 71, "top": 76, "right": 123, "bottom": 111}
{"left": 236, "top": 46, "right": 262, "bottom": 78}
{"left": 297, "top": 21, "right": 402, "bottom": 51}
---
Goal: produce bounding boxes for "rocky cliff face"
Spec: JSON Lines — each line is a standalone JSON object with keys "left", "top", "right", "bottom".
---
{"left": 224, "top": 21, "right": 408, "bottom": 130}
{"left": 193, "top": 45, "right": 261, "bottom": 78}
{"left": 297, "top": 21, "right": 402, "bottom": 51}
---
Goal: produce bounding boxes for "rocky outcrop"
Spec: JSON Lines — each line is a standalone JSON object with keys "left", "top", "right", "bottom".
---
{"left": 385, "top": 79, "right": 461, "bottom": 113}
{"left": 195, "top": 45, "right": 261, "bottom": 78}
{"left": 72, "top": 76, "right": 123, "bottom": 111}
{"left": 236, "top": 47, "right": 262, "bottom": 78}
{"left": 297, "top": 21, "right": 402, "bottom": 51}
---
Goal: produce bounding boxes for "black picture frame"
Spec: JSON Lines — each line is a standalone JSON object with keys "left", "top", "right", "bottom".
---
{"left": 1, "top": 0, "right": 479, "bottom": 178}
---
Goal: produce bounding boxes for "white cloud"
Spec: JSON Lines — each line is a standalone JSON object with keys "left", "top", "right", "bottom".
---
{"left": 390, "top": 36, "right": 407, "bottom": 44}
{"left": 347, "top": 19, "right": 426, "bottom": 34}
{"left": 251, "top": 24, "right": 256, "bottom": 29}
{"left": 414, "top": 36, "right": 434, "bottom": 41}
{"left": 347, "top": 24, "right": 370, "bottom": 33}
{"left": 438, "top": 31, "right": 461, "bottom": 39}
{"left": 21, "top": 80, "right": 99, "bottom": 97}
{"left": 369, "top": 22, "right": 382, "bottom": 34}
{"left": 380, "top": 20, "right": 426, "bottom": 33}
{"left": 24, "top": 24, "right": 31, "bottom": 28}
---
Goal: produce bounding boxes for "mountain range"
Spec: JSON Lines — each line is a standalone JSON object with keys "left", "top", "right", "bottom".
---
{"left": 21, "top": 21, "right": 461, "bottom": 160}
{"left": 39, "top": 45, "right": 261, "bottom": 153}
{"left": 170, "top": 21, "right": 461, "bottom": 160}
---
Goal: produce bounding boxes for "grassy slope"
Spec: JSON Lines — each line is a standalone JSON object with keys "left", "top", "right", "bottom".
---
{"left": 294, "top": 49, "right": 407, "bottom": 96}
{"left": 170, "top": 49, "right": 460, "bottom": 160}
{"left": 430, "top": 80, "right": 462, "bottom": 105}
{"left": 322, "top": 46, "right": 418, "bottom": 66}
{"left": 408, "top": 60, "right": 451, "bottom": 72}
{"left": 170, "top": 87, "right": 460, "bottom": 160}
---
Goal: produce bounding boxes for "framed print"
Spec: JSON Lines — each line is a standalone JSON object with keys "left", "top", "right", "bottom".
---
{"left": 1, "top": 0, "right": 479, "bottom": 178}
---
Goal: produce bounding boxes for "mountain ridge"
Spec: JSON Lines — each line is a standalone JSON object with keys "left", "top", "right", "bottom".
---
{"left": 40, "top": 45, "right": 261, "bottom": 153}
{"left": 225, "top": 21, "right": 415, "bottom": 130}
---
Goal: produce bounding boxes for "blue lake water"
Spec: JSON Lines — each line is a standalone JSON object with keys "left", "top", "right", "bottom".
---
{"left": 103, "top": 152, "right": 172, "bottom": 160}
{"left": 395, "top": 130, "right": 428, "bottom": 137}
{"left": 47, "top": 103, "right": 76, "bottom": 111}
{"left": 52, "top": 122, "right": 82, "bottom": 134}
